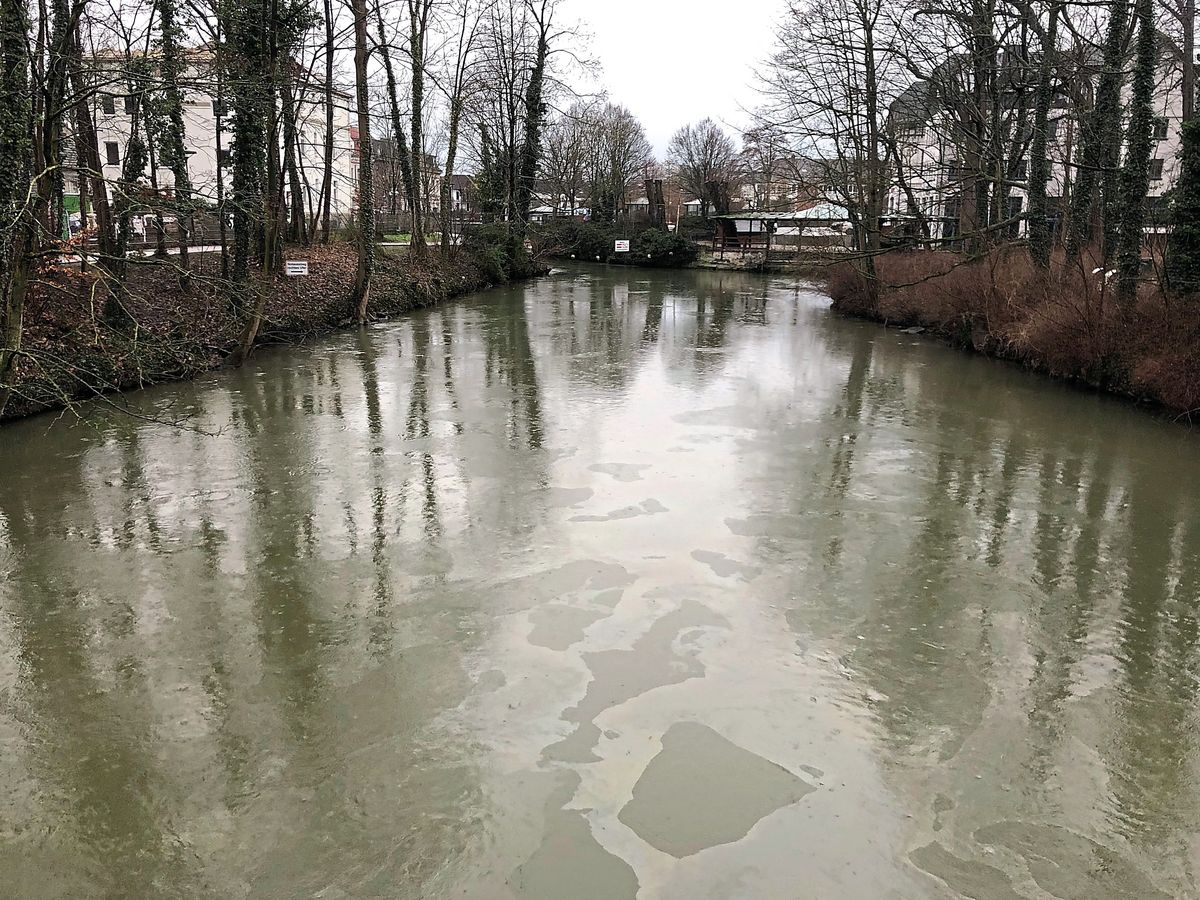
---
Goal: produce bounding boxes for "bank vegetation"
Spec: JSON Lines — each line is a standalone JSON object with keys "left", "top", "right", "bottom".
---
{"left": 0, "top": 0, "right": 570, "bottom": 421}
{"left": 759, "top": 0, "right": 1200, "bottom": 418}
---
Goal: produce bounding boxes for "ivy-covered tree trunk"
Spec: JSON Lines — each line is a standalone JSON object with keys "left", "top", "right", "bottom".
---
{"left": 351, "top": 0, "right": 373, "bottom": 322}
{"left": 1166, "top": 121, "right": 1200, "bottom": 295}
{"left": 225, "top": 0, "right": 270, "bottom": 287}
{"left": 142, "top": 109, "right": 171, "bottom": 258}
{"left": 440, "top": 95, "right": 463, "bottom": 257}
{"left": 0, "top": 0, "right": 32, "bottom": 418}
{"left": 212, "top": 15, "right": 230, "bottom": 278}
{"left": 157, "top": 0, "right": 193, "bottom": 282}
{"left": 1066, "top": 0, "right": 1129, "bottom": 261}
{"left": 514, "top": 12, "right": 549, "bottom": 239}
{"left": 1027, "top": 3, "right": 1060, "bottom": 267}
{"left": 106, "top": 60, "right": 150, "bottom": 325}
{"left": 113, "top": 76, "right": 148, "bottom": 286}
{"left": 1115, "top": 0, "right": 1156, "bottom": 306}
{"left": 38, "top": 0, "right": 84, "bottom": 242}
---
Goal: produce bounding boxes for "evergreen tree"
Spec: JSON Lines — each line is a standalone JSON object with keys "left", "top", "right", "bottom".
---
{"left": 477, "top": 123, "right": 502, "bottom": 224}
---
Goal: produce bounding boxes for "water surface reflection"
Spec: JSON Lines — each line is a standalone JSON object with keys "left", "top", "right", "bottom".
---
{"left": 1, "top": 265, "right": 1198, "bottom": 898}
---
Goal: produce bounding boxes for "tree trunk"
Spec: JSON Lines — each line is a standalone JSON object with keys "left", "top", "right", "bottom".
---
{"left": 320, "top": 0, "right": 334, "bottom": 242}
{"left": 1165, "top": 118, "right": 1200, "bottom": 293}
{"left": 409, "top": 0, "right": 427, "bottom": 258}
{"left": 0, "top": 0, "right": 32, "bottom": 419}
{"left": 441, "top": 96, "right": 462, "bottom": 256}
{"left": 374, "top": 1, "right": 415, "bottom": 229}
{"left": 281, "top": 75, "right": 307, "bottom": 244}
{"left": 68, "top": 26, "right": 116, "bottom": 269}
{"left": 158, "top": 0, "right": 192, "bottom": 283}
{"left": 352, "top": 0, "right": 374, "bottom": 321}
{"left": 1184, "top": 0, "right": 1195, "bottom": 123}
{"left": 515, "top": 14, "right": 549, "bottom": 238}
{"left": 1115, "top": 0, "right": 1156, "bottom": 306}
{"left": 214, "top": 14, "right": 229, "bottom": 278}
{"left": 1067, "top": 0, "right": 1130, "bottom": 261}
{"left": 1028, "top": 3, "right": 1061, "bottom": 267}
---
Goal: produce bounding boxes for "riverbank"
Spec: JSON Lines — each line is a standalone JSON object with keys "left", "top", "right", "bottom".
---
{"left": 2, "top": 242, "right": 532, "bottom": 422}
{"left": 830, "top": 247, "right": 1200, "bottom": 421}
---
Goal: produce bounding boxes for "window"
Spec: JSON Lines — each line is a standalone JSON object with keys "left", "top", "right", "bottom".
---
{"left": 212, "top": 97, "right": 226, "bottom": 118}
{"left": 1014, "top": 160, "right": 1028, "bottom": 181}
{"left": 101, "top": 94, "right": 116, "bottom": 115}
{"left": 104, "top": 141, "right": 119, "bottom": 166}
{"left": 1047, "top": 119, "right": 1060, "bottom": 141}
{"left": 123, "top": 95, "right": 136, "bottom": 115}
{"left": 1149, "top": 158, "right": 1165, "bottom": 181}
{"left": 1152, "top": 118, "right": 1169, "bottom": 141}
{"left": 218, "top": 148, "right": 232, "bottom": 168}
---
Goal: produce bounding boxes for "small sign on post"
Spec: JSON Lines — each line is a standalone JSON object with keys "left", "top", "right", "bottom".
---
{"left": 285, "top": 260, "right": 309, "bottom": 277}
{"left": 614, "top": 239, "right": 630, "bottom": 253}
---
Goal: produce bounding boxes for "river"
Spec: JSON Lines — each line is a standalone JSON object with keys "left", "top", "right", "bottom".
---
{"left": 1, "top": 264, "right": 1198, "bottom": 898}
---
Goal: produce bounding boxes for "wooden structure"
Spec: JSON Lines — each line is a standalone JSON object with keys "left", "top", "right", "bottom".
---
{"left": 711, "top": 204, "right": 852, "bottom": 256}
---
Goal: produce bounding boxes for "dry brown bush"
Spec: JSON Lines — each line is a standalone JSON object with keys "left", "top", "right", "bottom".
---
{"left": 829, "top": 247, "right": 1200, "bottom": 419}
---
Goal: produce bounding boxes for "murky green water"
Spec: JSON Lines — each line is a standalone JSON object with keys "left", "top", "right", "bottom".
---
{"left": 1, "top": 265, "right": 1199, "bottom": 898}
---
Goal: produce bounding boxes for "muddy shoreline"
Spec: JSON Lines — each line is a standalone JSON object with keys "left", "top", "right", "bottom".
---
{"left": 2, "top": 243, "right": 541, "bottom": 423}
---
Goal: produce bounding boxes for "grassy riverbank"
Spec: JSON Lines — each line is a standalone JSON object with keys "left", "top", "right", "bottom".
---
{"left": 829, "top": 248, "right": 1200, "bottom": 420}
{"left": 2, "top": 241, "right": 534, "bottom": 422}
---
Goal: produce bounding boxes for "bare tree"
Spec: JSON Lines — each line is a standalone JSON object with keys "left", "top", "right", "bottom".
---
{"left": 760, "top": 0, "right": 901, "bottom": 302}
{"left": 435, "top": 0, "right": 488, "bottom": 256}
{"left": 666, "top": 118, "right": 737, "bottom": 218}
{"left": 586, "top": 102, "right": 652, "bottom": 223}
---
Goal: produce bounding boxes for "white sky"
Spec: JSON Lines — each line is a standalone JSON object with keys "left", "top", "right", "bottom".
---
{"left": 559, "top": 0, "right": 787, "bottom": 157}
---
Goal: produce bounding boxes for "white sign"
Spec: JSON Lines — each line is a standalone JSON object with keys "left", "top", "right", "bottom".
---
{"left": 614, "top": 239, "right": 630, "bottom": 253}
{"left": 285, "top": 260, "right": 309, "bottom": 277}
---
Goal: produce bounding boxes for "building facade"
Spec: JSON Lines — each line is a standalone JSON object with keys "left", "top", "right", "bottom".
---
{"left": 70, "top": 51, "right": 358, "bottom": 234}
{"left": 883, "top": 38, "right": 1187, "bottom": 246}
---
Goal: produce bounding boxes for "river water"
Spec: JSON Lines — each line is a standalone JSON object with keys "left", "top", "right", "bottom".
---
{"left": 1, "top": 265, "right": 1198, "bottom": 898}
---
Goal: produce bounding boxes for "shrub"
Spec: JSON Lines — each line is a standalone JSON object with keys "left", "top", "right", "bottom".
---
{"left": 674, "top": 216, "right": 715, "bottom": 243}
{"left": 532, "top": 220, "right": 698, "bottom": 268}
{"left": 628, "top": 229, "right": 699, "bottom": 267}
{"left": 532, "top": 220, "right": 614, "bottom": 262}
{"left": 827, "top": 246, "right": 1200, "bottom": 413}
{"left": 460, "top": 224, "right": 533, "bottom": 282}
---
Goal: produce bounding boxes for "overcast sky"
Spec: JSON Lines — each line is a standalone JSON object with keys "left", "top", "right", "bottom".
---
{"left": 559, "top": 0, "right": 787, "bottom": 157}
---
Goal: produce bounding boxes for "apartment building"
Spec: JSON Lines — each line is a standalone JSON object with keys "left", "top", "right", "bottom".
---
{"left": 70, "top": 50, "right": 358, "bottom": 231}
{"left": 883, "top": 35, "right": 1187, "bottom": 245}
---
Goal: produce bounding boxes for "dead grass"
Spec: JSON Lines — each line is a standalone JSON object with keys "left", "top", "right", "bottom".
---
{"left": 829, "top": 247, "right": 1200, "bottom": 420}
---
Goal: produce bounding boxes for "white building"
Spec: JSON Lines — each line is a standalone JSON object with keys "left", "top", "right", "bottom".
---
{"left": 883, "top": 37, "right": 1188, "bottom": 245}
{"left": 71, "top": 51, "right": 358, "bottom": 232}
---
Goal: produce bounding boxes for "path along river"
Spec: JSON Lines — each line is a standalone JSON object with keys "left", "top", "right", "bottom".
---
{"left": 1, "top": 265, "right": 1199, "bottom": 898}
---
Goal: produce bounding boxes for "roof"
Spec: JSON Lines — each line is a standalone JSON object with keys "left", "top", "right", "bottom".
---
{"left": 714, "top": 203, "right": 849, "bottom": 222}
